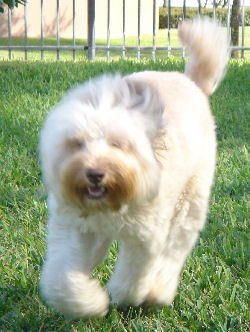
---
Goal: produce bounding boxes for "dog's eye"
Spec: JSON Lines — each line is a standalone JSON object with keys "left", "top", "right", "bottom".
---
{"left": 66, "top": 138, "right": 85, "bottom": 150}
{"left": 110, "top": 141, "right": 122, "bottom": 149}
{"left": 109, "top": 139, "right": 132, "bottom": 151}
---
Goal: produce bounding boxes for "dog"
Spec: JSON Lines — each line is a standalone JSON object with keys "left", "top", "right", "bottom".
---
{"left": 39, "top": 18, "right": 228, "bottom": 318}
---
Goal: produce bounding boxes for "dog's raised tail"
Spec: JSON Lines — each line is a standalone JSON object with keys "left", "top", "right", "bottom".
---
{"left": 178, "top": 18, "right": 229, "bottom": 96}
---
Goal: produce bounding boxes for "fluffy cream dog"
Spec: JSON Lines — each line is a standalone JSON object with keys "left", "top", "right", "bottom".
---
{"left": 39, "top": 18, "right": 228, "bottom": 318}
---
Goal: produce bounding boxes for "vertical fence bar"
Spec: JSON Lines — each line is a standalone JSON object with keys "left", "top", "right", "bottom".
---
{"left": 8, "top": 8, "right": 11, "bottom": 60}
{"left": 152, "top": 0, "right": 156, "bottom": 61}
{"left": 241, "top": 0, "right": 245, "bottom": 59}
{"left": 182, "top": 0, "right": 186, "bottom": 59}
{"left": 107, "top": 0, "right": 110, "bottom": 61}
{"left": 73, "top": 0, "right": 76, "bottom": 60}
{"left": 122, "top": 0, "right": 126, "bottom": 60}
{"left": 41, "top": 0, "right": 44, "bottom": 60}
{"left": 198, "top": 0, "right": 201, "bottom": 18}
{"left": 56, "top": 0, "right": 60, "bottom": 60}
{"left": 227, "top": 0, "right": 231, "bottom": 49}
{"left": 137, "top": 0, "right": 141, "bottom": 60}
{"left": 167, "top": 0, "right": 171, "bottom": 57}
{"left": 88, "top": 0, "right": 95, "bottom": 60}
{"left": 183, "top": 0, "right": 186, "bottom": 20}
{"left": 213, "top": 0, "right": 216, "bottom": 20}
{"left": 24, "top": 1, "right": 28, "bottom": 60}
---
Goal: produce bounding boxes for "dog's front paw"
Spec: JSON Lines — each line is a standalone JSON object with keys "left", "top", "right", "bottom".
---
{"left": 107, "top": 279, "right": 146, "bottom": 307}
{"left": 142, "top": 277, "right": 178, "bottom": 308}
{"left": 41, "top": 270, "right": 109, "bottom": 318}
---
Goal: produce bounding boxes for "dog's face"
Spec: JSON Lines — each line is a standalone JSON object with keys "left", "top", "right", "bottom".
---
{"left": 40, "top": 75, "right": 165, "bottom": 215}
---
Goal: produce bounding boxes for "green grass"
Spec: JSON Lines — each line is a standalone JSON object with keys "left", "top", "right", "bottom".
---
{"left": 0, "top": 27, "right": 250, "bottom": 61}
{"left": 0, "top": 59, "right": 249, "bottom": 331}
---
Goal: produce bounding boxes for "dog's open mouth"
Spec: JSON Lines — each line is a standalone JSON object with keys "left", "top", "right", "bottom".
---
{"left": 86, "top": 186, "right": 107, "bottom": 200}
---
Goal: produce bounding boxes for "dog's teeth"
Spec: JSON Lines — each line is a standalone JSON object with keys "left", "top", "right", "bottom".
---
{"left": 87, "top": 187, "right": 106, "bottom": 199}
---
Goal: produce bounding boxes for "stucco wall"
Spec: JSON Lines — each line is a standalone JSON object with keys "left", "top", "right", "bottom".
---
{"left": 0, "top": 0, "right": 158, "bottom": 39}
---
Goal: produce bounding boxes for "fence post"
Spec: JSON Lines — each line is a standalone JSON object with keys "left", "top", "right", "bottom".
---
{"left": 241, "top": 0, "right": 245, "bottom": 59}
{"left": 8, "top": 7, "right": 11, "bottom": 60}
{"left": 88, "top": 0, "right": 95, "bottom": 60}
{"left": 167, "top": 0, "right": 171, "bottom": 57}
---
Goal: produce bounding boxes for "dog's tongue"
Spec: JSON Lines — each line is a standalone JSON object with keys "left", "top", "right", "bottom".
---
{"left": 87, "top": 186, "right": 106, "bottom": 199}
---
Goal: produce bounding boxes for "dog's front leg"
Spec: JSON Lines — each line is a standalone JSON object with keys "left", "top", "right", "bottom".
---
{"left": 40, "top": 218, "right": 111, "bottom": 318}
{"left": 107, "top": 238, "right": 157, "bottom": 307}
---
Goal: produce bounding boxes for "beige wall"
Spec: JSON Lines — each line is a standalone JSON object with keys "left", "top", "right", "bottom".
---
{"left": 0, "top": 0, "right": 158, "bottom": 39}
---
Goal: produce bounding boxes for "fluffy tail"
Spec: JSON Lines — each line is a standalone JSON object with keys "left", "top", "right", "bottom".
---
{"left": 178, "top": 18, "right": 229, "bottom": 96}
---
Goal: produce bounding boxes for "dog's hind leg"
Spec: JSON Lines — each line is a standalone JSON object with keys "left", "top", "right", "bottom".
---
{"left": 145, "top": 163, "right": 215, "bottom": 307}
{"left": 107, "top": 219, "right": 198, "bottom": 309}
{"left": 40, "top": 220, "right": 111, "bottom": 318}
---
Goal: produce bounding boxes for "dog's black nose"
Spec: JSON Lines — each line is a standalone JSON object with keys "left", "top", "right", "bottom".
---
{"left": 86, "top": 169, "right": 104, "bottom": 185}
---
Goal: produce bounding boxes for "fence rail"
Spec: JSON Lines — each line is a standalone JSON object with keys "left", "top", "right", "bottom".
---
{"left": 0, "top": 0, "right": 249, "bottom": 61}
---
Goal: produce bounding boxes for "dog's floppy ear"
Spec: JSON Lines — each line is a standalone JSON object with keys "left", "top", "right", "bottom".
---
{"left": 124, "top": 77, "right": 164, "bottom": 115}
{"left": 121, "top": 76, "right": 165, "bottom": 138}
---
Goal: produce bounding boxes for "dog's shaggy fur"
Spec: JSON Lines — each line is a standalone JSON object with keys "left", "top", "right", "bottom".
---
{"left": 39, "top": 18, "right": 228, "bottom": 318}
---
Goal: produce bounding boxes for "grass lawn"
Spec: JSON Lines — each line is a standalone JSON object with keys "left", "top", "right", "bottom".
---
{"left": 0, "top": 27, "right": 250, "bottom": 61}
{"left": 0, "top": 59, "right": 249, "bottom": 331}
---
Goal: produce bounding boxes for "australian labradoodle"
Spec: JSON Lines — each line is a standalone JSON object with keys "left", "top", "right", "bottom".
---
{"left": 39, "top": 18, "right": 228, "bottom": 318}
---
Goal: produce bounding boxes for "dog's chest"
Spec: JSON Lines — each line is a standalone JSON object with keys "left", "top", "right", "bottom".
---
{"left": 78, "top": 204, "right": 170, "bottom": 246}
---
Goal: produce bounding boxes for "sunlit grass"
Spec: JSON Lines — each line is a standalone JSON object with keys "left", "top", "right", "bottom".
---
{"left": 0, "top": 59, "right": 249, "bottom": 330}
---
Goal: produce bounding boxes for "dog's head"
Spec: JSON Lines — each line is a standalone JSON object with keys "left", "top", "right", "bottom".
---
{"left": 40, "top": 74, "right": 165, "bottom": 215}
